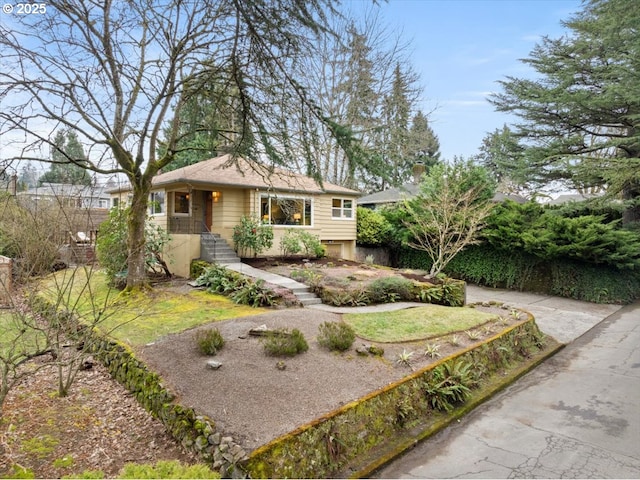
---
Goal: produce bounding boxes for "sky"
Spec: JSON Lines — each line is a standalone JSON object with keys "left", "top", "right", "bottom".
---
{"left": 350, "top": 0, "right": 584, "bottom": 161}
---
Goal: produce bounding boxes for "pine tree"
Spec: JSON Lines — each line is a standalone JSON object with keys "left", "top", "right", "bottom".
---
{"left": 406, "top": 110, "right": 440, "bottom": 172}
{"left": 39, "top": 130, "right": 91, "bottom": 186}
{"left": 490, "top": 0, "right": 640, "bottom": 225}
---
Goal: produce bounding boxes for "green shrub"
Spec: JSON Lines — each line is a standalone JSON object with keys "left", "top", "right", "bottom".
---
{"left": 424, "top": 360, "right": 476, "bottom": 412}
{"left": 96, "top": 207, "right": 172, "bottom": 287}
{"left": 262, "top": 328, "right": 309, "bottom": 356}
{"left": 229, "top": 279, "right": 277, "bottom": 307}
{"left": 401, "top": 244, "right": 640, "bottom": 304}
{"left": 190, "top": 260, "right": 211, "bottom": 279}
{"left": 366, "top": 276, "right": 414, "bottom": 303}
{"left": 195, "top": 328, "right": 225, "bottom": 355}
{"left": 279, "top": 229, "right": 324, "bottom": 258}
{"left": 356, "top": 207, "right": 393, "bottom": 246}
{"left": 195, "top": 264, "right": 245, "bottom": 294}
{"left": 317, "top": 321, "right": 356, "bottom": 351}
{"left": 232, "top": 215, "right": 274, "bottom": 258}
{"left": 280, "top": 229, "right": 302, "bottom": 257}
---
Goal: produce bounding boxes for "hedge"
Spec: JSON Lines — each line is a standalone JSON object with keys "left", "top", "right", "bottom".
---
{"left": 397, "top": 245, "right": 640, "bottom": 304}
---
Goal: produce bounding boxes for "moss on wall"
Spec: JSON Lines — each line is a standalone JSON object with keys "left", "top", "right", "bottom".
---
{"left": 245, "top": 315, "right": 555, "bottom": 478}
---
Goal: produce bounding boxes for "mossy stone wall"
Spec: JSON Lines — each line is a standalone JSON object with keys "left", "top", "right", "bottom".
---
{"left": 246, "top": 316, "right": 551, "bottom": 478}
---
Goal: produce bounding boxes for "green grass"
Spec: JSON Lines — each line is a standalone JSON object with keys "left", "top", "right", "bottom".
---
{"left": 36, "top": 268, "right": 266, "bottom": 346}
{"left": 0, "top": 311, "right": 48, "bottom": 356}
{"left": 343, "top": 305, "right": 498, "bottom": 343}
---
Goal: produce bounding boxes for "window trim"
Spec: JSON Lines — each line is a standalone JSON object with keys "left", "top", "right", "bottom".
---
{"left": 331, "top": 197, "right": 354, "bottom": 220}
{"left": 172, "top": 191, "right": 191, "bottom": 216}
{"left": 149, "top": 191, "right": 165, "bottom": 216}
{"left": 260, "top": 193, "right": 313, "bottom": 227}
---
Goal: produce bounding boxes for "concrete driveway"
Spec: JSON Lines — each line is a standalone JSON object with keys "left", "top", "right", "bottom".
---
{"left": 374, "top": 290, "right": 640, "bottom": 479}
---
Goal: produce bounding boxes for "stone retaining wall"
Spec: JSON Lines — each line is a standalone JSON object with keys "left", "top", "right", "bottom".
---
{"left": 245, "top": 314, "right": 559, "bottom": 478}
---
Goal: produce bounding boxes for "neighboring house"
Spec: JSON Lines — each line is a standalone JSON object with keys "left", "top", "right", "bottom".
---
{"left": 17, "top": 182, "right": 111, "bottom": 243}
{"left": 547, "top": 192, "right": 603, "bottom": 205}
{"left": 109, "top": 155, "right": 360, "bottom": 278}
{"left": 358, "top": 171, "right": 527, "bottom": 208}
{"left": 17, "top": 182, "right": 112, "bottom": 209}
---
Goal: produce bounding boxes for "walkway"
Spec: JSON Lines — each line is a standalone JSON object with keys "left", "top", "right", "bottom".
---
{"left": 224, "top": 262, "right": 623, "bottom": 344}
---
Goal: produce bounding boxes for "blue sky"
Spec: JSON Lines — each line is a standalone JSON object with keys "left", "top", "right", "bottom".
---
{"left": 350, "top": 0, "right": 583, "bottom": 160}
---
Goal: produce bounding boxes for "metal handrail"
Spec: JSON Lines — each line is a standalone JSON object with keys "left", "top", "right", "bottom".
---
{"left": 201, "top": 222, "right": 216, "bottom": 259}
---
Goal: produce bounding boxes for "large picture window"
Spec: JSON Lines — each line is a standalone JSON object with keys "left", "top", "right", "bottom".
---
{"left": 261, "top": 195, "right": 312, "bottom": 226}
{"left": 149, "top": 191, "right": 165, "bottom": 215}
{"left": 332, "top": 198, "right": 353, "bottom": 219}
{"left": 174, "top": 191, "right": 190, "bottom": 215}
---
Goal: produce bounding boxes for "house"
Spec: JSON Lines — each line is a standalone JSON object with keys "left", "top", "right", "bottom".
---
{"left": 17, "top": 182, "right": 112, "bottom": 209}
{"left": 109, "top": 155, "right": 360, "bottom": 278}
{"left": 358, "top": 165, "right": 526, "bottom": 209}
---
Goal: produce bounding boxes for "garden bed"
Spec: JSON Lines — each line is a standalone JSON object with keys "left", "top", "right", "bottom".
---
{"left": 242, "top": 256, "right": 465, "bottom": 306}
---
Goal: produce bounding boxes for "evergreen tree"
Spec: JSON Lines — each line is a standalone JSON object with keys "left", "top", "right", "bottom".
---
{"left": 475, "top": 125, "right": 526, "bottom": 193}
{"left": 381, "top": 63, "right": 412, "bottom": 189}
{"left": 39, "top": 130, "right": 91, "bottom": 185}
{"left": 406, "top": 110, "right": 440, "bottom": 173}
{"left": 490, "top": 0, "right": 640, "bottom": 225}
{"left": 160, "top": 76, "right": 249, "bottom": 172}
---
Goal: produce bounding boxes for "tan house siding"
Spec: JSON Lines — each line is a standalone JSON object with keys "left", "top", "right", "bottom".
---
{"left": 166, "top": 234, "right": 201, "bottom": 278}
{"left": 110, "top": 155, "right": 361, "bottom": 276}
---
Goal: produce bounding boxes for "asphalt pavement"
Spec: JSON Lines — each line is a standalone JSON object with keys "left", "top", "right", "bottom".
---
{"left": 374, "top": 290, "right": 640, "bottom": 479}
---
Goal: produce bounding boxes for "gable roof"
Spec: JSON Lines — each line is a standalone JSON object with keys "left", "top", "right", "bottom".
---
{"left": 147, "top": 155, "right": 359, "bottom": 196}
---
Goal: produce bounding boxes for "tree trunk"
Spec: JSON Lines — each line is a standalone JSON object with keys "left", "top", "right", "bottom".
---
{"left": 127, "top": 181, "right": 151, "bottom": 289}
{"left": 622, "top": 180, "right": 640, "bottom": 227}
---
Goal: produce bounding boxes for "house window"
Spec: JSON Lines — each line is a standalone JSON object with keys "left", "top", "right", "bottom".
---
{"left": 149, "top": 191, "right": 165, "bottom": 215}
{"left": 174, "top": 191, "right": 190, "bottom": 215}
{"left": 261, "top": 195, "right": 312, "bottom": 225}
{"left": 332, "top": 198, "right": 353, "bottom": 219}
{"left": 112, "top": 198, "right": 119, "bottom": 208}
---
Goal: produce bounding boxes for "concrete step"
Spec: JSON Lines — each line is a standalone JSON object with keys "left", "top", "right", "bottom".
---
{"left": 299, "top": 297, "right": 323, "bottom": 306}
{"left": 295, "top": 292, "right": 318, "bottom": 301}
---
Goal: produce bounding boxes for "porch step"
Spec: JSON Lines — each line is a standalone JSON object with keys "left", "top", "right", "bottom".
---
{"left": 200, "top": 234, "right": 240, "bottom": 264}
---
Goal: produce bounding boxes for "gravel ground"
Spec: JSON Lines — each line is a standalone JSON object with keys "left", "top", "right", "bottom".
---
{"left": 138, "top": 306, "right": 504, "bottom": 452}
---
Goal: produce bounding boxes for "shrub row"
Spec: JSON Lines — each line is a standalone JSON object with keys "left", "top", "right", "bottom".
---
{"left": 314, "top": 275, "right": 465, "bottom": 307}
{"left": 398, "top": 245, "right": 640, "bottom": 304}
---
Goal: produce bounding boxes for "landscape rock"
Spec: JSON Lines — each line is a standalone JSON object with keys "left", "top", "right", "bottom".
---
{"left": 206, "top": 360, "right": 223, "bottom": 370}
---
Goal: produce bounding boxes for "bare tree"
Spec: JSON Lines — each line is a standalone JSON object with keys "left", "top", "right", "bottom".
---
{"left": 0, "top": 0, "right": 341, "bottom": 288}
{"left": 403, "top": 160, "right": 496, "bottom": 276}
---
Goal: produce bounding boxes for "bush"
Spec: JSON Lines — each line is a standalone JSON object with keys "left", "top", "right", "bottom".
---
{"left": 317, "top": 322, "right": 356, "bottom": 351}
{"left": 195, "top": 264, "right": 245, "bottom": 294}
{"left": 195, "top": 328, "right": 225, "bottom": 355}
{"left": 262, "top": 328, "right": 308, "bottom": 356}
{"left": 366, "top": 277, "right": 414, "bottom": 303}
{"left": 232, "top": 215, "right": 273, "bottom": 258}
{"left": 356, "top": 206, "right": 393, "bottom": 246}
{"left": 401, "top": 244, "right": 640, "bottom": 304}
{"left": 96, "top": 207, "right": 172, "bottom": 287}
{"left": 190, "top": 260, "right": 211, "bottom": 279}
{"left": 229, "top": 279, "right": 277, "bottom": 307}
{"left": 279, "top": 229, "right": 324, "bottom": 258}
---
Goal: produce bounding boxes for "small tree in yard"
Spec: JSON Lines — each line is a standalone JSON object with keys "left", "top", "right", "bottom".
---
{"left": 233, "top": 215, "right": 274, "bottom": 258}
{"left": 403, "top": 159, "right": 496, "bottom": 276}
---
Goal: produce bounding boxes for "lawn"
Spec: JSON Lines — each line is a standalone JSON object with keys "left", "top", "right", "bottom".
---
{"left": 343, "top": 304, "right": 499, "bottom": 343}
{"left": 36, "top": 267, "right": 267, "bottom": 346}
